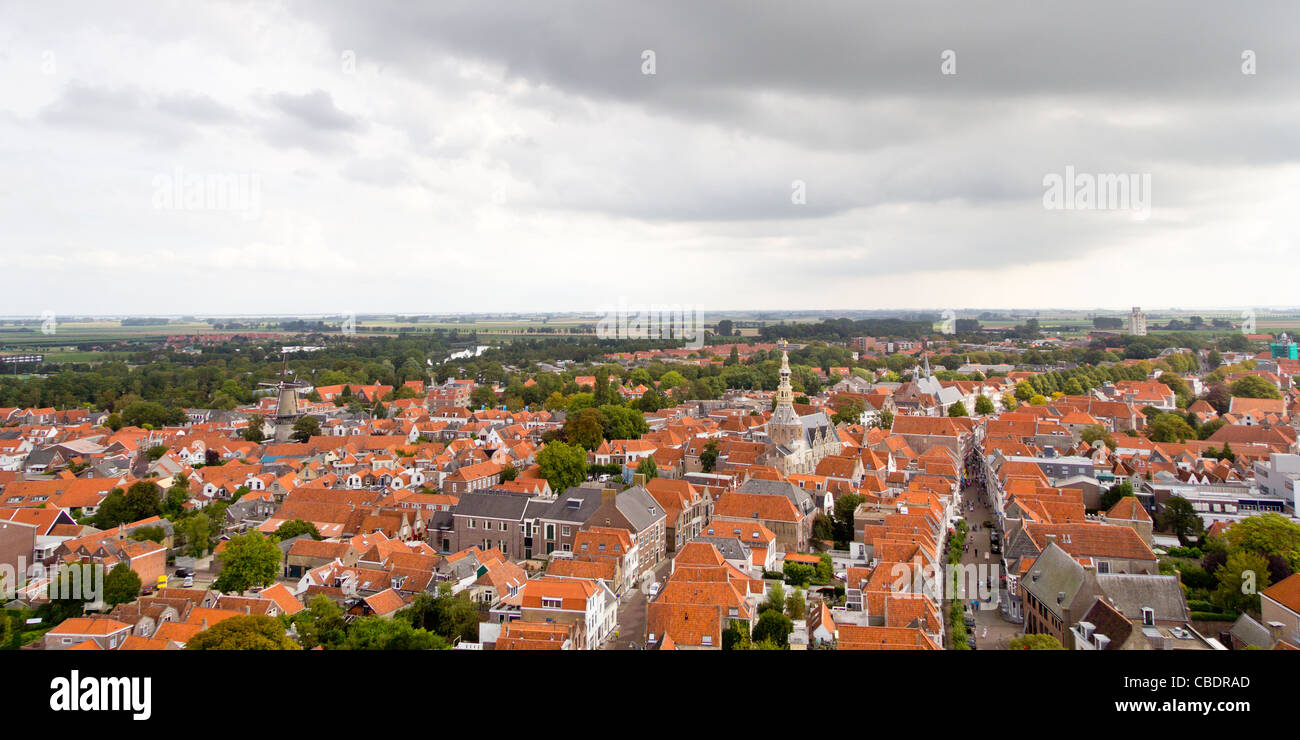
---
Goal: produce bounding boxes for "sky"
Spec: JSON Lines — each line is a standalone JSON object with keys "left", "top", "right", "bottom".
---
{"left": 1, "top": 1, "right": 1299, "bottom": 316}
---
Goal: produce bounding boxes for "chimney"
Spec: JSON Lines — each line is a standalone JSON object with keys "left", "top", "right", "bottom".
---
{"left": 1266, "top": 621, "right": 1285, "bottom": 642}
{"left": 633, "top": 473, "right": 646, "bottom": 486}
{"left": 602, "top": 486, "right": 618, "bottom": 506}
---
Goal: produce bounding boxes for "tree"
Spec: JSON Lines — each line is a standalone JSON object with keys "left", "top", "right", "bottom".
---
{"left": 752, "top": 610, "right": 793, "bottom": 648}
{"left": 291, "top": 415, "right": 320, "bottom": 442}
{"left": 1213, "top": 550, "right": 1271, "bottom": 615}
{"left": 1220, "top": 513, "right": 1300, "bottom": 572}
{"left": 130, "top": 525, "right": 166, "bottom": 544}
{"left": 564, "top": 407, "right": 606, "bottom": 450}
{"left": 832, "top": 400, "right": 864, "bottom": 425}
{"left": 343, "top": 617, "right": 449, "bottom": 650}
{"left": 875, "top": 409, "right": 894, "bottom": 430}
{"left": 1009, "top": 634, "right": 1064, "bottom": 650}
{"left": 634, "top": 456, "right": 659, "bottom": 481}
{"left": 1100, "top": 481, "right": 1133, "bottom": 511}
{"left": 832, "top": 493, "right": 863, "bottom": 546}
{"left": 537, "top": 441, "right": 588, "bottom": 493}
{"left": 290, "top": 595, "right": 348, "bottom": 649}
{"left": 1080, "top": 425, "right": 1115, "bottom": 450}
{"left": 398, "top": 585, "right": 480, "bottom": 643}
{"left": 177, "top": 512, "right": 213, "bottom": 557}
{"left": 947, "top": 402, "right": 968, "bottom": 417}
{"left": 974, "top": 395, "right": 995, "bottom": 415}
{"left": 274, "top": 519, "right": 322, "bottom": 541}
{"left": 213, "top": 532, "right": 281, "bottom": 593}
{"left": 92, "top": 481, "right": 163, "bottom": 529}
{"left": 1229, "top": 375, "right": 1282, "bottom": 400}
{"left": 1158, "top": 496, "right": 1204, "bottom": 546}
{"left": 786, "top": 590, "right": 806, "bottom": 620}
{"left": 1147, "top": 413, "right": 1195, "bottom": 443}
{"left": 700, "top": 440, "right": 718, "bottom": 473}
{"left": 783, "top": 561, "right": 814, "bottom": 587}
{"left": 500, "top": 464, "right": 518, "bottom": 482}
{"left": 715, "top": 319, "right": 734, "bottom": 337}
{"left": 470, "top": 386, "right": 498, "bottom": 409}
{"left": 103, "top": 563, "right": 142, "bottom": 607}
{"left": 762, "top": 582, "right": 786, "bottom": 615}
{"left": 187, "top": 614, "right": 300, "bottom": 650}
{"left": 242, "top": 424, "right": 265, "bottom": 443}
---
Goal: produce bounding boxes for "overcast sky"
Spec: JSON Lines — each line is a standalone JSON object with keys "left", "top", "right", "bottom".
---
{"left": 2, "top": 1, "right": 1298, "bottom": 316}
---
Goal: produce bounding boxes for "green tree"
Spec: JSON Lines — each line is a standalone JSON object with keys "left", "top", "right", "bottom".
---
{"left": 974, "top": 395, "right": 995, "bottom": 415}
{"left": 177, "top": 512, "right": 213, "bottom": 557}
{"left": 762, "top": 582, "right": 786, "bottom": 615}
{"left": 1220, "top": 513, "right": 1300, "bottom": 572}
{"left": 274, "top": 519, "right": 322, "bottom": 541}
{"left": 752, "top": 609, "right": 793, "bottom": 648}
{"left": 1100, "top": 481, "right": 1133, "bottom": 511}
{"left": 187, "top": 614, "right": 301, "bottom": 650}
{"left": 832, "top": 401, "right": 864, "bottom": 425}
{"left": 342, "top": 617, "right": 449, "bottom": 650}
{"left": 290, "top": 415, "right": 321, "bottom": 442}
{"left": 700, "top": 440, "right": 719, "bottom": 473}
{"left": 213, "top": 532, "right": 281, "bottom": 594}
{"left": 634, "top": 456, "right": 659, "bottom": 481}
{"left": 832, "top": 493, "right": 863, "bottom": 546}
{"left": 537, "top": 441, "right": 589, "bottom": 493}
{"left": 1158, "top": 496, "right": 1204, "bottom": 546}
{"left": 786, "top": 590, "right": 806, "bottom": 620}
{"left": 1229, "top": 375, "right": 1282, "bottom": 400}
{"left": 290, "top": 595, "right": 348, "bottom": 649}
{"left": 783, "top": 561, "right": 814, "bottom": 587}
{"left": 564, "top": 407, "right": 606, "bottom": 450}
{"left": 398, "top": 585, "right": 480, "bottom": 643}
{"left": 1213, "top": 550, "right": 1271, "bottom": 614}
{"left": 103, "top": 563, "right": 142, "bottom": 607}
{"left": 1080, "top": 425, "right": 1116, "bottom": 450}
{"left": 1147, "top": 413, "right": 1195, "bottom": 443}
{"left": 947, "top": 402, "right": 968, "bottom": 417}
{"left": 1009, "top": 634, "right": 1064, "bottom": 650}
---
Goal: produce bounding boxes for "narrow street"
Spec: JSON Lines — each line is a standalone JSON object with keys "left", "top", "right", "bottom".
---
{"left": 956, "top": 481, "right": 1022, "bottom": 650}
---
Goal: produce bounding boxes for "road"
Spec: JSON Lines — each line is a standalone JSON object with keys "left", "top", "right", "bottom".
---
{"left": 603, "top": 558, "right": 672, "bottom": 650}
{"left": 956, "top": 482, "right": 1022, "bottom": 650}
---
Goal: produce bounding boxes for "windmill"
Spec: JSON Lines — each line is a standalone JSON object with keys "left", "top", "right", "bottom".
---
{"left": 260, "top": 351, "right": 309, "bottom": 442}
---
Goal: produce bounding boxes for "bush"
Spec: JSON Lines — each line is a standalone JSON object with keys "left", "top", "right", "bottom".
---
{"left": 1190, "top": 611, "right": 1237, "bottom": 622}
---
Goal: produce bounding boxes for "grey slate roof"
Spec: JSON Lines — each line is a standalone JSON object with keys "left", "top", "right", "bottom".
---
{"left": 1020, "top": 542, "right": 1097, "bottom": 619}
{"left": 1096, "top": 573, "right": 1190, "bottom": 622}
{"left": 691, "top": 536, "right": 750, "bottom": 562}
{"left": 452, "top": 489, "right": 532, "bottom": 521}
{"left": 615, "top": 485, "right": 665, "bottom": 531}
{"left": 527, "top": 487, "right": 604, "bottom": 523}
{"left": 737, "top": 478, "right": 815, "bottom": 516}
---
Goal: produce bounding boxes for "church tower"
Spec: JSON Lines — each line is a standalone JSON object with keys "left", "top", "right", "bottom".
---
{"left": 768, "top": 351, "right": 802, "bottom": 448}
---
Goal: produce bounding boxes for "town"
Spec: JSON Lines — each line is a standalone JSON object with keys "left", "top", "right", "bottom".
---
{"left": 1, "top": 310, "right": 1297, "bottom": 653}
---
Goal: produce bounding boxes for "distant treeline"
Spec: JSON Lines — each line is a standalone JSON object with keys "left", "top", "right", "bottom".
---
{"left": 759, "top": 317, "right": 936, "bottom": 342}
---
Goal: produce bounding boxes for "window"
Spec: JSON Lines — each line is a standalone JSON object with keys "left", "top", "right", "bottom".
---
{"left": 499, "top": 521, "right": 507, "bottom": 532}
{"left": 701, "top": 635, "right": 713, "bottom": 646}
{"left": 467, "top": 519, "right": 475, "bottom": 529}
{"left": 562, "top": 525, "right": 571, "bottom": 537}
{"left": 542, "top": 597, "right": 562, "bottom": 609}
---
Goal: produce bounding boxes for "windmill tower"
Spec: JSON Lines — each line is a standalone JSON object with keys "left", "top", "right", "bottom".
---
{"left": 260, "top": 352, "right": 308, "bottom": 442}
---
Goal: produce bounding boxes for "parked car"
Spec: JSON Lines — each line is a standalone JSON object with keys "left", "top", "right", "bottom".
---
{"left": 646, "top": 581, "right": 660, "bottom": 597}
{"left": 182, "top": 575, "right": 194, "bottom": 588}
{"left": 175, "top": 567, "right": 194, "bottom": 578}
